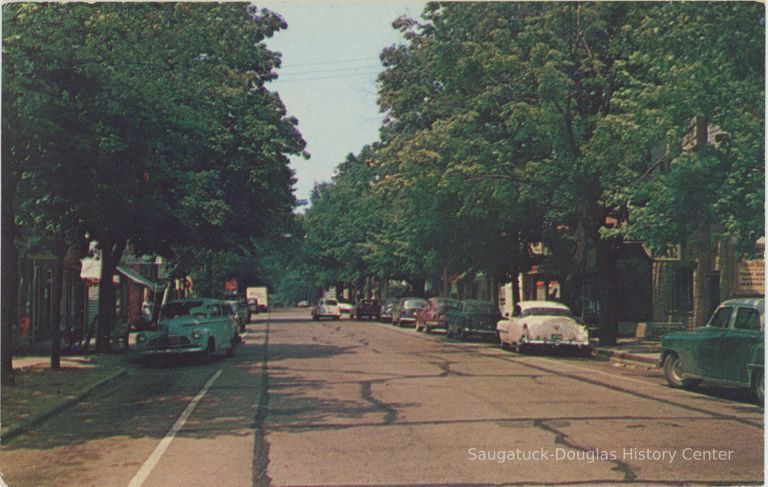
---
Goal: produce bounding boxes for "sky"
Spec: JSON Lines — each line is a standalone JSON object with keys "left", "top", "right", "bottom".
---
{"left": 259, "top": 1, "right": 426, "bottom": 210}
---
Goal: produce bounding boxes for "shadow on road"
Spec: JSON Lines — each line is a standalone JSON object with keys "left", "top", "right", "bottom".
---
{"left": 267, "top": 343, "right": 357, "bottom": 362}
{"left": 2, "top": 339, "right": 271, "bottom": 450}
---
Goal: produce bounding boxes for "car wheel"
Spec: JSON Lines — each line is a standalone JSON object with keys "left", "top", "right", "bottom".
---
{"left": 425, "top": 326, "right": 432, "bottom": 334}
{"left": 663, "top": 353, "right": 699, "bottom": 389}
{"left": 455, "top": 328, "right": 464, "bottom": 341}
{"left": 200, "top": 339, "right": 214, "bottom": 365}
{"left": 752, "top": 369, "right": 764, "bottom": 405}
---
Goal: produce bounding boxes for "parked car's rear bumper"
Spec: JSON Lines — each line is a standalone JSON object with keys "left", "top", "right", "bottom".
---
{"left": 426, "top": 319, "right": 448, "bottom": 329}
{"left": 522, "top": 338, "right": 590, "bottom": 349}
{"left": 459, "top": 327, "right": 497, "bottom": 336}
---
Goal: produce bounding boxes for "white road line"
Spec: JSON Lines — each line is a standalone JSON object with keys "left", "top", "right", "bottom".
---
{"left": 127, "top": 368, "right": 223, "bottom": 487}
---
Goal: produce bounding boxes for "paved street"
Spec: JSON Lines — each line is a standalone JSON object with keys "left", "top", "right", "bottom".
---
{"left": 1, "top": 308, "right": 763, "bottom": 486}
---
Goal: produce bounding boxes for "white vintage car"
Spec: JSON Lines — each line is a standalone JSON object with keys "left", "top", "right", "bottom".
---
{"left": 496, "top": 301, "right": 590, "bottom": 353}
{"left": 311, "top": 298, "right": 342, "bottom": 320}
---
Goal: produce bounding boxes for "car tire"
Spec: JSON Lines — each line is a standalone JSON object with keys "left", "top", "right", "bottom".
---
{"left": 456, "top": 328, "right": 464, "bottom": 341}
{"left": 663, "top": 353, "right": 699, "bottom": 389}
{"left": 752, "top": 369, "right": 764, "bottom": 405}
{"left": 425, "top": 326, "right": 431, "bottom": 334}
{"left": 200, "top": 339, "right": 214, "bottom": 365}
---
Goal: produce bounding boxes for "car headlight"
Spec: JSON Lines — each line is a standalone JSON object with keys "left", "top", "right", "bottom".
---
{"left": 192, "top": 329, "right": 202, "bottom": 340}
{"left": 136, "top": 333, "right": 147, "bottom": 343}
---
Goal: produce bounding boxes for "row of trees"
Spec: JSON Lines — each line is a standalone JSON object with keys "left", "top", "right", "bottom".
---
{"left": 2, "top": 4, "right": 306, "bottom": 382}
{"left": 298, "top": 3, "right": 764, "bottom": 343}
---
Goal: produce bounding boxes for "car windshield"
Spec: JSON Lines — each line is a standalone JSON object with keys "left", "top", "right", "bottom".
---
{"left": 404, "top": 299, "right": 426, "bottom": 308}
{"left": 522, "top": 307, "right": 571, "bottom": 317}
{"left": 436, "top": 299, "right": 460, "bottom": 310}
{"left": 161, "top": 301, "right": 205, "bottom": 319}
{"left": 463, "top": 302, "right": 495, "bottom": 313}
{"left": 323, "top": 299, "right": 338, "bottom": 305}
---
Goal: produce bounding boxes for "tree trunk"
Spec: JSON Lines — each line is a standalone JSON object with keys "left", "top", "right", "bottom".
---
{"left": 96, "top": 236, "right": 126, "bottom": 353}
{"left": 1, "top": 185, "right": 17, "bottom": 384}
{"left": 410, "top": 278, "right": 426, "bottom": 298}
{"left": 692, "top": 230, "right": 714, "bottom": 328}
{"left": 511, "top": 271, "right": 521, "bottom": 305}
{"left": 597, "top": 237, "right": 620, "bottom": 346}
{"left": 50, "top": 242, "right": 66, "bottom": 369}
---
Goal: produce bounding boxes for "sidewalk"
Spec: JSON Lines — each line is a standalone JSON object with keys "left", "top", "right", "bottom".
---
{"left": 593, "top": 337, "right": 662, "bottom": 369}
{"left": 1, "top": 341, "right": 135, "bottom": 443}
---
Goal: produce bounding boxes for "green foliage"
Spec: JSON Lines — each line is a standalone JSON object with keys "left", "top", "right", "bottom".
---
{"left": 3, "top": 3, "right": 306, "bottom": 280}
{"left": 297, "top": 2, "right": 763, "bottom": 304}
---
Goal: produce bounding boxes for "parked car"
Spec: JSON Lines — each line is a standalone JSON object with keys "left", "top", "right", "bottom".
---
{"left": 225, "top": 300, "right": 249, "bottom": 333}
{"left": 393, "top": 297, "right": 427, "bottom": 327}
{"left": 312, "top": 298, "right": 342, "bottom": 321}
{"left": 445, "top": 299, "right": 502, "bottom": 340}
{"left": 136, "top": 298, "right": 238, "bottom": 363}
{"left": 338, "top": 301, "right": 355, "bottom": 318}
{"left": 660, "top": 297, "right": 764, "bottom": 404}
{"left": 380, "top": 298, "right": 400, "bottom": 323}
{"left": 496, "top": 301, "right": 589, "bottom": 353}
{"left": 296, "top": 300, "right": 310, "bottom": 307}
{"left": 415, "top": 297, "right": 460, "bottom": 333}
{"left": 247, "top": 297, "right": 259, "bottom": 318}
{"left": 355, "top": 299, "right": 380, "bottom": 320}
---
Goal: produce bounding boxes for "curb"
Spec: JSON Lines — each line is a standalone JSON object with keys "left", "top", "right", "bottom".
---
{"left": 594, "top": 348, "right": 659, "bottom": 369}
{"left": 1, "top": 368, "right": 128, "bottom": 443}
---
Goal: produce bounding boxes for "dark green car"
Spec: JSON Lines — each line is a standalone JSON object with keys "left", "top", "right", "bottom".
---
{"left": 445, "top": 299, "right": 502, "bottom": 340}
{"left": 660, "top": 298, "right": 764, "bottom": 404}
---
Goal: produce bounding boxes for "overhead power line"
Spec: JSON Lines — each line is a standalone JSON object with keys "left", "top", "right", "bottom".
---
{"left": 279, "top": 56, "right": 380, "bottom": 68}
{"left": 277, "top": 63, "right": 382, "bottom": 77}
{"left": 274, "top": 71, "right": 382, "bottom": 83}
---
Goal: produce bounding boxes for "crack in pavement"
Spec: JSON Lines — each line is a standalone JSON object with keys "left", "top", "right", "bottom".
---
{"left": 360, "top": 380, "right": 398, "bottom": 424}
{"left": 533, "top": 419, "right": 637, "bottom": 482}
{"left": 251, "top": 321, "right": 272, "bottom": 487}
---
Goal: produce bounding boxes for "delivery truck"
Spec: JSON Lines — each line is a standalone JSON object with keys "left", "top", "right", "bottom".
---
{"left": 247, "top": 286, "right": 269, "bottom": 313}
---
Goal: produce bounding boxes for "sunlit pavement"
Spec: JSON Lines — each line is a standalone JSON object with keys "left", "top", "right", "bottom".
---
{"left": 0, "top": 308, "right": 762, "bottom": 486}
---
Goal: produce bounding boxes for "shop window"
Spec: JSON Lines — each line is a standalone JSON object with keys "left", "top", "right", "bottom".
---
{"left": 670, "top": 266, "right": 693, "bottom": 312}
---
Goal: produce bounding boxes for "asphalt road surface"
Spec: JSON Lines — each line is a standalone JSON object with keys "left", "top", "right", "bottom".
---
{"left": 0, "top": 308, "right": 763, "bottom": 486}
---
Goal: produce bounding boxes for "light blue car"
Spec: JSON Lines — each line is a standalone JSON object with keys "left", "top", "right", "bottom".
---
{"left": 136, "top": 298, "right": 239, "bottom": 363}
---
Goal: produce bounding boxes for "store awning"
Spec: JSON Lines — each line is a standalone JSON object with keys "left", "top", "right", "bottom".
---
{"left": 116, "top": 266, "right": 164, "bottom": 292}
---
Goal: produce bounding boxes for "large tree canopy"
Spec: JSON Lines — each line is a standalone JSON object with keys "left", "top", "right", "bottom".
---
{"left": 295, "top": 2, "right": 763, "bottom": 344}
{"left": 3, "top": 3, "right": 306, "bottom": 361}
